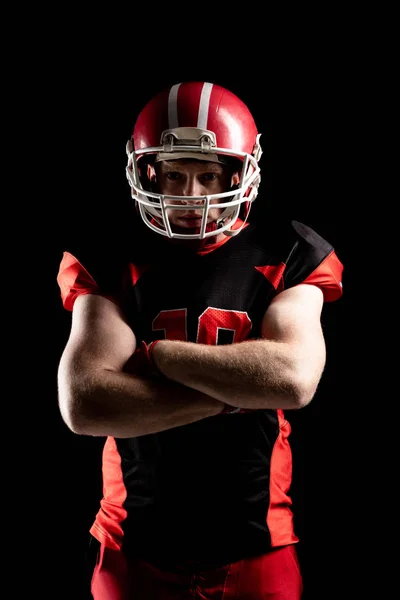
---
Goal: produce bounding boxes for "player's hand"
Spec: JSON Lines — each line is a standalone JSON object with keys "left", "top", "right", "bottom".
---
{"left": 124, "top": 340, "right": 162, "bottom": 378}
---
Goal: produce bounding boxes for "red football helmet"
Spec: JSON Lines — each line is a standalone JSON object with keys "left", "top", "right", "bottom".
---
{"left": 126, "top": 81, "right": 262, "bottom": 240}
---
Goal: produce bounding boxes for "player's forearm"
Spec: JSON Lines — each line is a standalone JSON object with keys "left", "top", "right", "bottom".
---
{"left": 58, "top": 368, "right": 224, "bottom": 438}
{"left": 152, "top": 339, "right": 316, "bottom": 410}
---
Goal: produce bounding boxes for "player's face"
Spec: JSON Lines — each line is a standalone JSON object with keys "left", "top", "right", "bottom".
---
{"left": 152, "top": 159, "right": 240, "bottom": 232}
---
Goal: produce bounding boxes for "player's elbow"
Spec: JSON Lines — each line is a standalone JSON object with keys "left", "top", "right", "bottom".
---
{"left": 57, "top": 368, "right": 95, "bottom": 435}
{"left": 268, "top": 378, "right": 312, "bottom": 410}
{"left": 290, "top": 364, "right": 325, "bottom": 409}
{"left": 57, "top": 386, "right": 87, "bottom": 435}
{"left": 291, "top": 380, "right": 318, "bottom": 409}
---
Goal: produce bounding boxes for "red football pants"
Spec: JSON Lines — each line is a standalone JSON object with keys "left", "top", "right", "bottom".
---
{"left": 91, "top": 543, "right": 303, "bottom": 599}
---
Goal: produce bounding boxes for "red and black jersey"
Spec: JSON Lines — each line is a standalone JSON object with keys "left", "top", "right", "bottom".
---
{"left": 57, "top": 218, "right": 343, "bottom": 571}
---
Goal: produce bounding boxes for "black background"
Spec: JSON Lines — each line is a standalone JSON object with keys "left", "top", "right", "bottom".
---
{"left": 21, "top": 49, "right": 361, "bottom": 598}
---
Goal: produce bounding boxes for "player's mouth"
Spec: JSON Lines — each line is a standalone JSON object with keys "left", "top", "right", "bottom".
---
{"left": 179, "top": 215, "right": 203, "bottom": 226}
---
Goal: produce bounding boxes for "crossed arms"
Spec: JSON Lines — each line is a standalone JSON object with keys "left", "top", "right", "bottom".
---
{"left": 57, "top": 284, "right": 326, "bottom": 438}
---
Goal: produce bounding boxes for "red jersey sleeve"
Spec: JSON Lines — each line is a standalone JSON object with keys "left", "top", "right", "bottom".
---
{"left": 302, "top": 249, "right": 343, "bottom": 302}
{"left": 57, "top": 251, "right": 118, "bottom": 311}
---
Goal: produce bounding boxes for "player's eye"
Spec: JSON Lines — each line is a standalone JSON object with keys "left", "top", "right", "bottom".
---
{"left": 165, "top": 172, "right": 182, "bottom": 181}
{"left": 200, "top": 173, "right": 218, "bottom": 183}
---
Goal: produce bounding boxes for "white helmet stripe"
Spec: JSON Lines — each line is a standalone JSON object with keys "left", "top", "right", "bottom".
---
{"left": 168, "top": 83, "right": 181, "bottom": 129}
{"left": 197, "top": 82, "right": 213, "bottom": 129}
{"left": 167, "top": 82, "right": 213, "bottom": 130}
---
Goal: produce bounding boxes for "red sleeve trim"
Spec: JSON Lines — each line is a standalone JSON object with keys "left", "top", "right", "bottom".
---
{"left": 56, "top": 251, "right": 101, "bottom": 311}
{"left": 302, "top": 250, "right": 344, "bottom": 302}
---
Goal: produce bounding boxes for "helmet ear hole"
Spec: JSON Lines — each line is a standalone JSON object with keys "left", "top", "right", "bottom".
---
{"left": 144, "top": 163, "right": 158, "bottom": 192}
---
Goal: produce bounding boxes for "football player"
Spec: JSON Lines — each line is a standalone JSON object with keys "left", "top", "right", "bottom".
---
{"left": 57, "top": 81, "right": 344, "bottom": 599}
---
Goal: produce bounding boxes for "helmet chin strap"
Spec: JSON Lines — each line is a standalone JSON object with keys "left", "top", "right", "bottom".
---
{"left": 217, "top": 203, "right": 244, "bottom": 237}
{"left": 221, "top": 183, "right": 258, "bottom": 237}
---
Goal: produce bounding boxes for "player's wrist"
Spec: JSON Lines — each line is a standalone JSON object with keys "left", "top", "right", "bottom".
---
{"left": 148, "top": 340, "right": 163, "bottom": 374}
